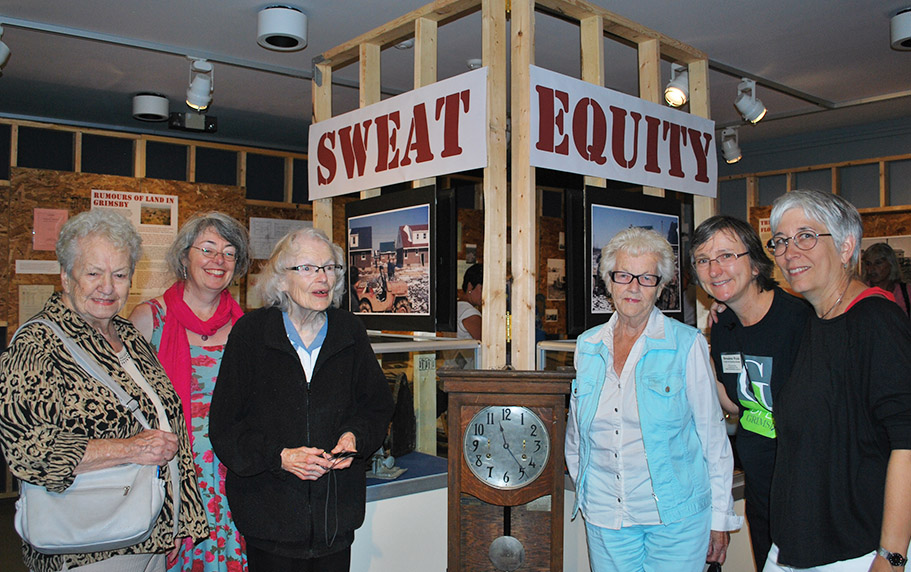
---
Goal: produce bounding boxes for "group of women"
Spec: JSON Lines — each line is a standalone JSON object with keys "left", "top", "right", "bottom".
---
{"left": 567, "top": 188, "right": 911, "bottom": 572}
{"left": 1, "top": 187, "right": 910, "bottom": 572}
{"left": 0, "top": 210, "right": 391, "bottom": 572}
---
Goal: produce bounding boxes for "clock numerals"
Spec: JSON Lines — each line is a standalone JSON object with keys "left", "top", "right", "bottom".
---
{"left": 463, "top": 406, "right": 551, "bottom": 490}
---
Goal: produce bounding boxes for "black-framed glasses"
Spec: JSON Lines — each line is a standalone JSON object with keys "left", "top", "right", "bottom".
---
{"left": 189, "top": 245, "right": 237, "bottom": 262}
{"left": 766, "top": 232, "right": 832, "bottom": 256}
{"left": 694, "top": 251, "right": 749, "bottom": 268}
{"left": 286, "top": 263, "right": 343, "bottom": 276}
{"left": 608, "top": 271, "right": 662, "bottom": 287}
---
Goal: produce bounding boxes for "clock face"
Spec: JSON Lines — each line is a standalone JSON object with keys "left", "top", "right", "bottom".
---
{"left": 463, "top": 406, "right": 550, "bottom": 490}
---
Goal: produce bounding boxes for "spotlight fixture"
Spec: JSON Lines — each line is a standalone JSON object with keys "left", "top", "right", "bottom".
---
{"left": 892, "top": 8, "right": 911, "bottom": 50}
{"left": 720, "top": 127, "right": 742, "bottom": 164}
{"left": 466, "top": 58, "right": 482, "bottom": 70}
{"left": 257, "top": 6, "right": 308, "bottom": 51}
{"left": 132, "top": 93, "right": 169, "bottom": 122}
{"left": 664, "top": 63, "right": 688, "bottom": 107}
{"left": 0, "top": 26, "right": 11, "bottom": 70}
{"left": 734, "top": 78, "right": 767, "bottom": 124}
{"left": 186, "top": 58, "right": 213, "bottom": 112}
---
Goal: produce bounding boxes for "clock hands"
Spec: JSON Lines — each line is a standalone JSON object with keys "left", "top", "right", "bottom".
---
{"left": 499, "top": 422, "right": 526, "bottom": 471}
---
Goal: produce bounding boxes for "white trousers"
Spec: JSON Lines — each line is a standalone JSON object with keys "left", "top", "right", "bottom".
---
{"left": 763, "top": 543, "right": 875, "bottom": 572}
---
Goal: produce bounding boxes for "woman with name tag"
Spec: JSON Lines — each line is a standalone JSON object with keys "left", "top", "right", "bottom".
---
{"left": 0, "top": 210, "right": 207, "bottom": 572}
{"left": 210, "top": 228, "right": 393, "bottom": 572}
{"left": 691, "top": 215, "right": 811, "bottom": 571}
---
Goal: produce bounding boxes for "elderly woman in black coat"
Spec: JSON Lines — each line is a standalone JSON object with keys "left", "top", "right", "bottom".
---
{"left": 210, "top": 227, "right": 393, "bottom": 572}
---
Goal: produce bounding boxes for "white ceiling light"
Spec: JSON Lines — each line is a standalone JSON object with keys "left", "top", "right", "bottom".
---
{"left": 186, "top": 58, "right": 213, "bottom": 112}
{"left": 720, "top": 127, "right": 742, "bottom": 164}
{"left": 734, "top": 78, "right": 767, "bottom": 123}
{"left": 257, "top": 6, "right": 308, "bottom": 51}
{"left": 0, "top": 26, "right": 11, "bottom": 70}
{"left": 664, "top": 63, "right": 688, "bottom": 107}
{"left": 891, "top": 8, "right": 911, "bottom": 50}
{"left": 132, "top": 93, "right": 169, "bottom": 122}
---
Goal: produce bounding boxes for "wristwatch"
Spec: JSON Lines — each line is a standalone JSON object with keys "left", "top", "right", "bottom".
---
{"left": 877, "top": 546, "right": 908, "bottom": 567}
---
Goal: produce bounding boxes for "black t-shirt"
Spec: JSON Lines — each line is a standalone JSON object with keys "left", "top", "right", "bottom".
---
{"left": 710, "top": 288, "right": 811, "bottom": 475}
{"left": 770, "top": 296, "right": 911, "bottom": 567}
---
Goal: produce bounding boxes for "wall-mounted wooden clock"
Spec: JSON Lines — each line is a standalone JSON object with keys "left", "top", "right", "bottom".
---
{"left": 440, "top": 369, "right": 574, "bottom": 572}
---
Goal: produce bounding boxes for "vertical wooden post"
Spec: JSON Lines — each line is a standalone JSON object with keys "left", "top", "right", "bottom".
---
{"left": 581, "top": 15, "right": 606, "bottom": 189}
{"left": 187, "top": 145, "right": 197, "bottom": 183}
{"left": 413, "top": 17, "right": 438, "bottom": 190}
{"left": 284, "top": 156, "right": 294, "bottom": 204}
{"left": 483, "top": 0, "right": 508, "bottom": 368}
{"left": 879, "top": 160, "right": 889, "bottom": 207}
{"left": 312, "top": 62, "right": 334, "bottom": 238}
{"left": 687, "top": 59, "right": 715, "bottom": 332}
{"left": 360, "top": 42, "right": 382, "bottom": 200}
{"left": 638, "top": 39, "right": 664, "bottom": 198}
{"left": 237, "top": 151, "right": 247, "bottom": 189}
{"left": 413, "top": 17, "right": 438, "bottom": 454}
{"left": 134, "top": 138, "right": 146, "bottom": 178}
{"left": 510, "top": 0, "right": 535, "bottom": 369}
{"left": 73, "top": 132, "right": 82, "bottom": 173}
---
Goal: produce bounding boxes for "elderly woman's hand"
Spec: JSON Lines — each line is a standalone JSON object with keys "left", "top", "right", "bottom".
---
{"left": 706, "top": 530, "right": 730, "bottom": 564}
{"left": 327, "top": 431, "right": 357, "bottom": 471}
{"left": 73, "top": 429, "right": 178, "bottom": 475}
{"left": 281, "top": 445, "right": 335, "bottom": 481}
{"left": 128, "top": 429, "right": 179, "bottom": 465}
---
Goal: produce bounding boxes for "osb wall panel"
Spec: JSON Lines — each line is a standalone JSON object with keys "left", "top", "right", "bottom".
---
{"left": 0, "top": 184, "right": 10, "bottom": 328}
{"left": 245, "top": 203, "right": 313, "bottom": 282}
{"left": 458, "top": 208, "right": 484, "bottom": 261}
{"left": 538, "top": 216, "right": 566, "bottom": 336}
{"left": 5, "top": 168, "right": 246, "bottom": 338}
{"left": 750, "top": 205, "right": 911, "bottom": 241}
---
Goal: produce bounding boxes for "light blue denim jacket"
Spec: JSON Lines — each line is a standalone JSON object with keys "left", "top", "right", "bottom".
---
{"left": 567, "top": 309, "right": 741, "bottom": 530}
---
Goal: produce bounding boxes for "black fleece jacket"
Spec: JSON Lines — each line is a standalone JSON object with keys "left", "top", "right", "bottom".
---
{"left": 210, "top": 306, "right": 393, "bottom": 557}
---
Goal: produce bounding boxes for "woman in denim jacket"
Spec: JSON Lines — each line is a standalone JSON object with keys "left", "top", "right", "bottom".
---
{"left": 565, "top": 227, "right": 741, "bottom": 572}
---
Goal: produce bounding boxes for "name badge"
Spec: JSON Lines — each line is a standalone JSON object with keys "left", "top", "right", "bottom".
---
{"left": 721, "top": 352, "right": 743, "bottom": 374}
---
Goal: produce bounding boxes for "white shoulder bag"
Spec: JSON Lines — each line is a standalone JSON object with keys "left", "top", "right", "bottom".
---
{"left": 11, "top": 318, "right": 180, "bottom": 555}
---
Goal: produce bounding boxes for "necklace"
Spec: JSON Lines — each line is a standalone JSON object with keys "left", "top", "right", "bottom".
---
{"left": 820, "top": 280, "right": 851, "bottom": 319}
{"left": 200, "top": 334, "right": 208, "bottom": 341}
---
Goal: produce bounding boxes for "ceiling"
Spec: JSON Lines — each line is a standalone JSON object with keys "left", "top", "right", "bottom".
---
{"left": 0, "top": 1, "right": 908, "bottom": 156}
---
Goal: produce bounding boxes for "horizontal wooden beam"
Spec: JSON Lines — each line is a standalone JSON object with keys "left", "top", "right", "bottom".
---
{"left": 534, "top": 0, "right": 706, "bottom": 62}
{"left": 320, "top": 0, "right": 482, "bottom": 70}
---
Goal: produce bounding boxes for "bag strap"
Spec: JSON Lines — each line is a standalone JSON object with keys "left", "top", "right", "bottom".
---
{"left": 12, "top": 318, "right": 181, "bottom": 541}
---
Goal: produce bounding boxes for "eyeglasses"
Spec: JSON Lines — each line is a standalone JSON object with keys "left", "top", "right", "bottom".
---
{"left": 190, "top": 245, "right": 237, "bottom": 262}
{"left": 608, "top": 271, "right": 662, "bottom": 287}
{"left": 286, "top": 263, "right": 343, "bottom": 276}
{"left": 694, "top": 251, "right": 749, "bottom": 268}
{"left": 766, "top": 232, "right": 832, "bottom": 256}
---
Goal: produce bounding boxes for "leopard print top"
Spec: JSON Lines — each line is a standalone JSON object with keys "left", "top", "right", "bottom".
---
{"left": 0, "top": 292, "right": 209, "bottom": 572}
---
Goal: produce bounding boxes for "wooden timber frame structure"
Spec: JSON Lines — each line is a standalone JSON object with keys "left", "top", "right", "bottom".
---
{"left": 311, "top": 0, "right": 715, "bottom": 371}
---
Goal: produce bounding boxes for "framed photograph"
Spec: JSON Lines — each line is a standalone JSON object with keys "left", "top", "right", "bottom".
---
{"left": 566, "top": 187, "right": 682, "bottom": 336}
{"left": 345, "top": 186, "right": 455, "bottom": 332}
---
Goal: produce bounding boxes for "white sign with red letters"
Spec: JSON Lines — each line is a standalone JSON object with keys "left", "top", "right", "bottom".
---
{"left": 530, "top": 65, "right": 717, "bottom": 197}
{"left": 308, "top": 68, "right": 488, "bottom": 200}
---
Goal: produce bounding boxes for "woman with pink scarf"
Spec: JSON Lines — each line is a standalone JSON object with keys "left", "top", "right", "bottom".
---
{"left": 131, "top": 211, "right": 251, "bottom": 572}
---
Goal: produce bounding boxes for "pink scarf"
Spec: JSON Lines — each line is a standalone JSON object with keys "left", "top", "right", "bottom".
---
{"left": 159, "top": 282, "right": 243, "bottom": 434}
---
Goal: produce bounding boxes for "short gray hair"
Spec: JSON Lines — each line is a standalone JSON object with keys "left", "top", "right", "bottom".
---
{"left": 167, "top": 211, "right": 251, "bottom": 281}
{"left": 56, "top": 210, "right": 143, "bottom": 277}
{"left": 770, "top": 189, "right": 863, "bottom": 268}
{"left": 600, "top": 227, "right": 675, "bottom": 291}
{"left": 257, "top": 227, "right": 346, "bottom": 312}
